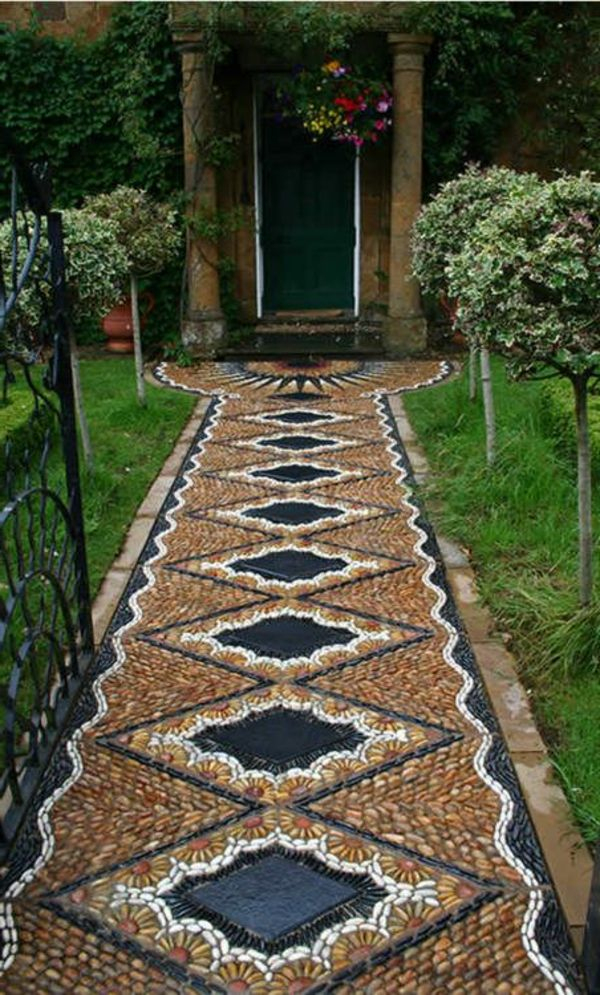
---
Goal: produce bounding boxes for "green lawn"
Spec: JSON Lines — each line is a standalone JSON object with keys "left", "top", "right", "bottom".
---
{"left": 74, "top": 358, "right": 196, "bottom": 594}
{"left": 404, "top": 357, "right": 600, "bottom": 844}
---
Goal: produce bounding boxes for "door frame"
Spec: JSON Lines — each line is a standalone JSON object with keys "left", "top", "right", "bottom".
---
{"left": 253, "top": 78, "right": 360, "bottom": 319}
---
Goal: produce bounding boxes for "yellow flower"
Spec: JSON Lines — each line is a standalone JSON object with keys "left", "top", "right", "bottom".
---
{"left": 104, "top": 902, "right": 161, "bottom": 941}
{"left": 218, "top": 961, "right": 269, "bottom": 992}
{"left": 271, "top": 961, "right": 324, "bottom": 992}
{"left": 330, "top": 927, "right": 382, "bottom": 970}
{"left": 117, "top": 854, "right": 172, "bottom": 888}
{"left": 327, "top": 830, "right": 374, "bottom": 865}
{"left": 156, "top": 933, "right": 213, "bottom": 970}
{"left": 323, "top": 60, "right": 341, "bottom": 74}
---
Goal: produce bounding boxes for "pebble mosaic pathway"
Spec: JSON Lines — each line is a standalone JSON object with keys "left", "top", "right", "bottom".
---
{"left": 0, "top": 358, "right": 583, "bottom": 993}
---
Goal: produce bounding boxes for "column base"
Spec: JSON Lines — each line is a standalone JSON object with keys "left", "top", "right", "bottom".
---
{"left": 182, "top": 311, "right": 227, "bottom": 358}
{"left": 383, "top": 314, "right": 427, "bottom": 356}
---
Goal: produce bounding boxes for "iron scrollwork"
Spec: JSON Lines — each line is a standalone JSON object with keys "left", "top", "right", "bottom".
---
{"left": 0, "top": 128, "right": 94, "bottom": 862}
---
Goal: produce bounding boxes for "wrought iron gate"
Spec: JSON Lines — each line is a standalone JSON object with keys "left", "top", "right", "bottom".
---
{"left": 0, "top": 130, "right": 94, "bottom": 861}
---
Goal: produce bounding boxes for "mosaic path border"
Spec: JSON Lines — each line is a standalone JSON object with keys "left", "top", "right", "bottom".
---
{"left": 0, "top": 360, "right": 582, "bottom": 992}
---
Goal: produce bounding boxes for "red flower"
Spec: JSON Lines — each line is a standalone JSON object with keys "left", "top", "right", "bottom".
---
{"left": 334, "top": 96, "right": 360, "bottom": 112}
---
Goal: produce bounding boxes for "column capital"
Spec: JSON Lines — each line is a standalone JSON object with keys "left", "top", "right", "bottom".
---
{"left": 172, "top": 30, "right": 206, "bottom": 55}
{"left": 387, "top": 33, "right": 432, "bottom": 60}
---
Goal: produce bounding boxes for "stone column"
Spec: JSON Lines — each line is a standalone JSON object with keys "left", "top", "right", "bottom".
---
{"left": 385, "top": 33, "right": 432, "bottom": 356}
{"left": 175, "top": 31, "right": 225, "bottom": 357}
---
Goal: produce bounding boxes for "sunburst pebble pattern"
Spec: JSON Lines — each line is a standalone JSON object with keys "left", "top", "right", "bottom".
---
{"left": 0, "top": 359, "right": 580, "bottom": 995}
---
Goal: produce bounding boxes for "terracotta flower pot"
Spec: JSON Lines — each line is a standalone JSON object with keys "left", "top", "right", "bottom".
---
{"left": 102, "top": 292, "right": 155, "bottom": 354}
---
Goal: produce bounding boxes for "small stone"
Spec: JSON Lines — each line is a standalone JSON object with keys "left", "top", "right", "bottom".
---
{"left": 243, "top": 815, "right": 263, "bottom": 829}
{"left": 245, "top": 786, "right": 264, "bottom": 798}
{"left": 118, "top": 918, "right": 139, "bottom": 935}
{"left": 295, "top": 816, "right": 313, "bottom": 829}
{"left": 168, "top": 946, "right": 190, "bottom": 964}
{"left": 398, "top": 859, "right": 416, "bottom": 871}
{"left": 288, "top": 980, "right": 314, "bottom": 994}
{"left": 132, "top": 860, "right": 152, "bottom": 876}
{"left": 350, "top": 944, "right": 372, "bottom": 963}
{"left": 190, "top": 837, "right": 211, "bottom": 851}
{"left": 69, "top": 888, "right": 87, "bottom": 905}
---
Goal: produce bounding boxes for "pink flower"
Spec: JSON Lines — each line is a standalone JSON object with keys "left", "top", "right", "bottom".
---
{"left": 374, "top": 119, "right": 386, "bottom": 131}
{"left": 376, "top": 93, "right": 392, "bottom": 112}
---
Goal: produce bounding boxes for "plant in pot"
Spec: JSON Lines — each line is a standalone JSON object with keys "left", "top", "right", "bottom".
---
{"left": 85, "top": 187, "right": 180, "bottom": 405}
{"left": 0, "top": 207, "right": 129, "bottom": 468}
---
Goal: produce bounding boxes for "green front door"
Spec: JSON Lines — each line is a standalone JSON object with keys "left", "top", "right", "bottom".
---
{"left": 261, "top": 117, "right": 355, "bottom": 312}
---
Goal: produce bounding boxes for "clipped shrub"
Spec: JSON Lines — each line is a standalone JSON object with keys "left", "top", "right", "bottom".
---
{"left": 448, "top": 171, "right": 600, "bottom": 604}
{"left": 0, "top": 208, "right": 128, "bottom": 342}
{"left": 412, "top": 163, "right": 541, "bottom": 305}
{"left": 83, "top": 186, "right": 180, "bottom": 277}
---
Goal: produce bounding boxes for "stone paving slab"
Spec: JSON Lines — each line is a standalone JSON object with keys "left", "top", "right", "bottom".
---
{"left": 0, "top": 359, "right": 584, "bottom": 993}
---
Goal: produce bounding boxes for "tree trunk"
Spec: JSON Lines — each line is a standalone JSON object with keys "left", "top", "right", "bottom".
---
{"left": 131, "top": 272, "right": 146, "bottom": 407}
{"left": 574, "top": 375, "right": 593, "bottom": 605}
{"left": 480, "top": 346, "right": 496, "bottom": 467}
{"left": 469, "top": 343, "right": 478, "bottom": 401}
{"left": 69, "top": 328, "right": 93, "bottom": 471}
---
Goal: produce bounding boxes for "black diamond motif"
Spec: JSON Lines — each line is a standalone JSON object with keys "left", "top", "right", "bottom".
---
{"left": 230, "top": 549, "right": 348, "bottom": 582}
{"left": 243, "top": 500, "right": 344, "bottom": 527}
{"left": 270, "top": 391, "right": 329, "bottom": 402}
{"left": 258, "top": 435, "right": 338, "bottom": 451}
{"left": 264, "top": 411, "right": 333, "bottom": 425}
{"left": 192, "top": 706, "right": 365, "bottom": 772}
{"left": 251, "top": 464, "right": 339, "bottom": 483}
{"left": 214, "top": 614, "right": 356, "bottom": 660}
{"left": 164, "top": 847, "right": 386, "bottom": 954}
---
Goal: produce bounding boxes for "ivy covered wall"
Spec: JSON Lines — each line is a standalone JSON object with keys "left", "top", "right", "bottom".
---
{"left": 0, "top": 2, "right": 181, "bottom": 205}
{"left": 1, "top": 1, "right": 598, "bottom": 342}
{"left": 2, "top": 2, "right": 597, "bottom": 207}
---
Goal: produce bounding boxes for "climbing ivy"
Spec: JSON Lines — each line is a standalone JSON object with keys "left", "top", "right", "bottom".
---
{"left": 1, "top": 2, "right": 595, "bottom": 204}
{"left": 188, "top": 1, "right": 597, "bottom": 193}
{"left": 0, "top": 2, "right": 181, "bottom": 207}
{"left": 1, "top": 0, "right": 597, "bottom": 349}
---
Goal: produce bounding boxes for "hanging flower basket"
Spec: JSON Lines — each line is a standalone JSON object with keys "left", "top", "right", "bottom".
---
{"left": 276, "top": 60, "right": 392, "bottom": 147}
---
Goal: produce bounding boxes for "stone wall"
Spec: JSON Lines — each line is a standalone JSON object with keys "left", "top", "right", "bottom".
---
{"left": 0, "top": 2, "right": 119, "bottom": 39}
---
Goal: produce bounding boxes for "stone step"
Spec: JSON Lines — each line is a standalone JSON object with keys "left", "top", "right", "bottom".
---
{"left": 221, "top": 321, "right": 384, "bottom": 358}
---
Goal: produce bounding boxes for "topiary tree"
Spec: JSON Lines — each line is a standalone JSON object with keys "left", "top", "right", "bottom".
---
{"left": 412, "top": 164, "right": 541, "bottom": 464}
{"left": 0, "top": 208, "right": 128, "bottom": 336}
{"left": 0, "top": 208, "right": 129, "bottom": 467}
{"left": 447, "top": 172, "right": 600, "bottom": 605}
{"left": 84, "top": 186, "right": 180, "bottom": 405}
